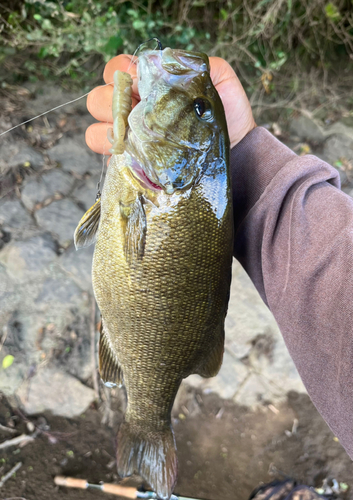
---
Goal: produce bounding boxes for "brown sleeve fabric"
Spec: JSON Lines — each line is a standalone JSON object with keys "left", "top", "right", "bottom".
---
{"left": 230, "top": 126, "right": 353, "bottom": 458}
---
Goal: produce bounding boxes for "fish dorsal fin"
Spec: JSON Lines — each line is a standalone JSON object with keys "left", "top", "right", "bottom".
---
{"left": 99, "top": 320, "right": 123, "bottom": 388}
{"left": 120, "top": 195, "right": 147, "bottom": 263}
{"left": 74, "top": 198, "right": 101, "bottom": 249}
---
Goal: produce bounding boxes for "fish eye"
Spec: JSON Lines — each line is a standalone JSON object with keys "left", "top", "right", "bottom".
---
{"left": 193, "top": 97, "right": 213, "bottom": 121}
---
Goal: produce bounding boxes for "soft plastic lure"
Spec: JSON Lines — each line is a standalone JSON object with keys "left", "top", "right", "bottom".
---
{"left": 107, "top": 70, "right": 133, "bottom": 155}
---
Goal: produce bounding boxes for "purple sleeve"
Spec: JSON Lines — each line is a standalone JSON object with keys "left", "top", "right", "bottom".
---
{"left": 231, "top": 126, "right": 353, "bottom": 457}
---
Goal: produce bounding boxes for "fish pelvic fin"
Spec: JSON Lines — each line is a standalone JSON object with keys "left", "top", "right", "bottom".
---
{"left": 74, "top": 197, "right": 101, "bottom": 249}
{"left": 196, "top": 323, "right": 225, "bottom": 378}
{"left": 99, "top": 320, "right": 123, "bottom": 387}
{"left": 119, "top": 194, "right": 146, "bottom": 264}
{"left": 117, "top": 420, "right": 177, "bottom": 500}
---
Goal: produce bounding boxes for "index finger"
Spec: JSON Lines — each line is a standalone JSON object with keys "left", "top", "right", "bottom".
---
{"left": 103, "top": 54, "right": 139, "bottom": 101}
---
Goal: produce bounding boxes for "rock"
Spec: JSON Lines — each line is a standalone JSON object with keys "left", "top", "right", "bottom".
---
{"left": 0, "top": 301, "right": 93, "bottom": 399}
{"left": 21, "top": 179, "right": 51, "bottom": 210}
{"left": 34, "top": 198, "right": 84, "bottom": 246}
{"left": 233, "top": 373, "right": 276, "bottom": 407}
{"left": 41, "top": 168, "right": 75, "bottom": 196}
{"left": 0, "top": 312, "right": 49, "bottom": 396}
{"left": 259, "top": 336, "right": 306, "bottom": 394}
{"left": 0, "top": 264, "right": 18, "bottom": 323}
{"left": 184, "top": 351, "right": 249, "bottom": 400}
{"left": 323, "top": 133, "right": 353, "bottom": 165}
{"left": 0, "top": 199, "right": 33, "bottom": 229}
{"left": 0, "top": 227, "right": 11, "bottom": 251}
{"left": 24, "top": 84, "right": 88, "bottom": 116}
{"left": 17, "top": 366, "right": 95, "bottom": 417}
{"left": 184, "top": 261, "right": 306, "bottom": 406}
{"left": 224, "top": 262, "right": 281, "bottom": 360}
{"left": 0, "top": 352, "right": 28, "bottom": 397}
{"left": 59, "top": 243, "right": 94, "bottom": 293}
{"left": 49, "top": 136, "right": 100, "bottom": 176}
{"left": 22, "top": 170, "right": 75, "bottom": 211}
{"left": 0, "top": 141, "right": 21, "bottom": 173}
{"left": 0, "top": 263, "right": 11, "bottom": 300}
{"left": 0, "top": 234, "right": 57, "bottom": 279}
{"left": 7, "top": 145, "right": 45, "bottom": 171}
{"left": 0, "top": 141, "right": 18, "bottom": 174}
{"left": 54, "top": 312, "right": 94, "bottom": 382}
{"left": 289, "top": 115, "right": 326, "bottom": 144}
{"left": 326, "top": 121, "right": 353, "bottom": 140}
{"left": 35, "top": 276, "right": 85, "bottom": 305}
{"left": 0, "top": 244, "right": 26, "bottom": 280}
{"left": 72, "top": 174, "right": 101, "bottom": 210}
{"left": 66, "top": 336, "right": 92, "bottom": 382}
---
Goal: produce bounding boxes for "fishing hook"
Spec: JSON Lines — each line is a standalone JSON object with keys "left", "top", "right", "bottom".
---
{"left": 136, "top": 37, "right": 163, "bottom": 54}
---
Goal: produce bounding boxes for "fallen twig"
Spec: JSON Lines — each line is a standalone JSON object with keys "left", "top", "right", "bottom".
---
{"left": 0, "top": 432, "right": 36, "bottom": 450}
{"left": 0, "top": 424, "right": 17, "bottom": 434}
{"left": 0, "top": 462, "right": 22, "bottom": 488}
{"left": 14, "top": 409, "right": 75, "bottom": 443}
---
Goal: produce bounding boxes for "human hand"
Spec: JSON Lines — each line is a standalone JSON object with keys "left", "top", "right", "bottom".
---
{"left": 86, "top": 54, "right": 256, "bottom": 153}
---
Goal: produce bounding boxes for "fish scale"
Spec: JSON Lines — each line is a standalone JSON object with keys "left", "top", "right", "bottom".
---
{"left": 75, "top": 47, "right": 233, "bottom": 500}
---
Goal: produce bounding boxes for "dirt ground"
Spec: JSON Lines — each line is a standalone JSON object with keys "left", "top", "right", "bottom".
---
{"left": 0, "top": 387, "right": 352, "bottom": 500}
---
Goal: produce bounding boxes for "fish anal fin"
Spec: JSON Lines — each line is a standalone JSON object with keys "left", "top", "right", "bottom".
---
{"left": 196, "top": 324, "right": 225, "bottom": 378}
{"left": 74, "top": 198, "right": 101, "bottom": 249}
{"left": 99, "top": 321, "right": 123, "bottom": 388}
{"left": 120, "top": 194, "right": 146, "bottom": 264}
{"left": 117, "top": 420, "right": 177, "bottom": 500}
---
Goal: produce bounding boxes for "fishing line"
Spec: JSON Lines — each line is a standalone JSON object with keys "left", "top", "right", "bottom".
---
{"left": 0, "top": 39, "right": 164, "bottom": 140}
{"left": 96, "top": 115, "right": 111, "bottom": 200}
{"left": 1, "top": 40, "right": 162, "bottom": 197}
{"left": 127, "top": 37, "right": 163, "bottom": 73}
{"left": 0, "top": 80, "right": 116, "bottom": 203}
{"left": 127, "top": 48, "right": 139, "bottom": 74}
{"left": 0, "top": 81, "right": 114, "bottom": 138}
{"left": 96, "top": 148, "right": 106, "bottom": 201}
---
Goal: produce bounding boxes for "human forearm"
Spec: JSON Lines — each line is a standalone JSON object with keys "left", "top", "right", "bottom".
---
{"left": 231, "top": 127, "right": 353, "bottom": 457}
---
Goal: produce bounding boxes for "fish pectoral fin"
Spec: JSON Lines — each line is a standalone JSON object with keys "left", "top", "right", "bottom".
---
{"left": 196, "top": 323, "right": 225, "bottom": 378}
{"left": 74, "top": 198, "right": 101, "bottom": 249}
{"left": 120, "top": 195, "right": 146, "bottom": 263}
{"left": 99, "top": 320, "right": 123, "bottom": 387}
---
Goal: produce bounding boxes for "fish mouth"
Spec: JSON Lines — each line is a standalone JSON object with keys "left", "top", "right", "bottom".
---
{"left": 125, "top": 48, "right": 210, "bottom": 194}
{"left": 129, "top": 156, "right": 163, "bottom": 191}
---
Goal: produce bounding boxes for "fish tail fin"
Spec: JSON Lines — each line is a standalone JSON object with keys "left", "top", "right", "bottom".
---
{"left": 117, "top": 420, "right": 177, "bottom": 500}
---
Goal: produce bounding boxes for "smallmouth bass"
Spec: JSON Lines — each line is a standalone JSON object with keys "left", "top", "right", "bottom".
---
{"left": 75, "top": 47, "right": 233, "bottom": 499}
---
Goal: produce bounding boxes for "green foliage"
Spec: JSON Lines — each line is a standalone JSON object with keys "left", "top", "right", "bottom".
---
{"left": 325, "top": 2, "right": 341, "bottom": 20}
{"left": 0, "top": 0, "right": 208, "bottom": 85}
{"left": 0, "top": 0, "right": 352, "bottom": 98}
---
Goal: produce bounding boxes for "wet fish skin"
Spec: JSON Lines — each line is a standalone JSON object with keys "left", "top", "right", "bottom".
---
{"left": 76, "top": 48, "right": 233, "bottom": 500}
